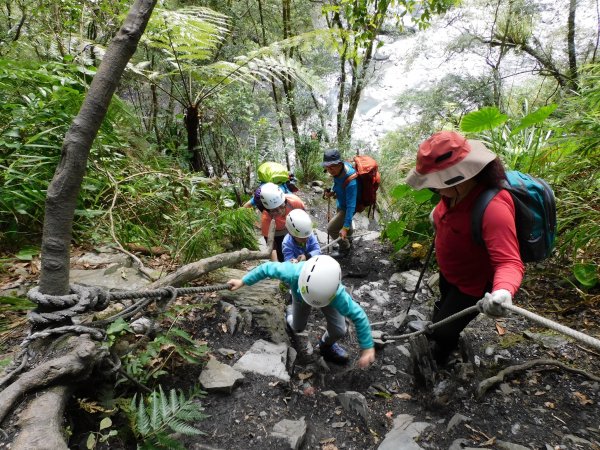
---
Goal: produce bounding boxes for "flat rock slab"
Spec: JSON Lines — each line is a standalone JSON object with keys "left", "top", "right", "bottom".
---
{"left": 233, "top": 339, "right": 290, "bottom": 382}
{"left": 271, "top": 417, "right": 307, "bottom": 450}
{"left": 69, "top": 267, "right": 152, "bottom": 291}
{"left": 378, "top": 414, "right": 431, "bottom": 450}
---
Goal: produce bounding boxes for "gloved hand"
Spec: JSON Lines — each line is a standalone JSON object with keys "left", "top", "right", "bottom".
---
{"left": 481, "top": 289, "right": 512, "bottom": 317}
{"left": 429, "top": 207, "right": 436, "bottom": 231}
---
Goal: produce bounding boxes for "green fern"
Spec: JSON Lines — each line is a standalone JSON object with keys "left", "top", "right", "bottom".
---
{"left": 130, "top": 386, "right": 207, "bottom": 449}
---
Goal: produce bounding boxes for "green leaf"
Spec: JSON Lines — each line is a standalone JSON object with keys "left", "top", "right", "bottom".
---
{"left": 573, "top": 263, "right": 599, "bottom": 288}
{"left": 390, "top": 184, "right": 411, "bottom": 200}
{"left": 511, "top": 104, "right": 558, "bottom": 134}
{"left": 86, "top": 433, "right": 96, "bottom": 450}
{"left": 385, "top": 220, "right": 406, "bottom": 241}
{"left": 412, "top": 189, "right": 434, "bottom": 204}
{"left": 16, "top": 246, "right": 39, "bottom": 261}
{"left": 460, "top": 107, "right": 508, "bottom": 132}
{"left": 99, "top": 417, "right": 112, "bottom": 431}
{"left": 106, "top": 318, "right": 131, "bottom": 335}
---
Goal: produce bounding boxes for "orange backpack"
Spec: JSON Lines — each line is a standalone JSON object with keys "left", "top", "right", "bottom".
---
{"left": 343, "top": 155, "right": 381, "bottom": 216}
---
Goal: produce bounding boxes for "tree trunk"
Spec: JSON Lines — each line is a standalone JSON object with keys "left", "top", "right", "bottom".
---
{"left": 567, "top": 0, "right": 578, "bottom": 91}
{"left": 281, "top": 0, "right": 301, "bottom": 164}
{"left": 185, "top": 104, "right": 203, "bottom": 172}
{"left": 38, "top": 0, "right": 157, "bottom": 297}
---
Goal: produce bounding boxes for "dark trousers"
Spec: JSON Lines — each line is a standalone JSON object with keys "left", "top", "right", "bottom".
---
{"left": 265, "top": 235, "right": 285, "bottom": 262}
{"left": 430, "top": 274, "right": 490, "bottom": 358}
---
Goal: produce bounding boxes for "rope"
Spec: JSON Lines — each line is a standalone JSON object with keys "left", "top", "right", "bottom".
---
{"left": 503, "top": 303, "right": 600, "bottom": 351}
{"left": 381, "top": 300, "right": 600, "bottom": 352}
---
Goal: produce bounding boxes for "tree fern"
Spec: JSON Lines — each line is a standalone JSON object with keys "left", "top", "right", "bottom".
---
{"left": 130, "top": 386, "right": 207, "bottom": 449}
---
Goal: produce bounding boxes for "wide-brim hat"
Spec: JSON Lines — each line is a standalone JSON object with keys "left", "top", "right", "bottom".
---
{"left": 321, "top": 148, "right": 343, "bottom": 167}
{"left": 405, "top": 131, "right": 497, "bottom": 190}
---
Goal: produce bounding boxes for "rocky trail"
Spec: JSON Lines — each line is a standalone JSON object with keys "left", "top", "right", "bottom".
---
{"left": 1, "top": 186, "right": 599, "bottom": 450}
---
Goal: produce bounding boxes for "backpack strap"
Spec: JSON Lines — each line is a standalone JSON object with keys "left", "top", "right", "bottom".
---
{"left": 471, "top": 187, "right": 501, "bottom": 246}
{"left": 343, "top": 172, "right": 358, "bottom": 188}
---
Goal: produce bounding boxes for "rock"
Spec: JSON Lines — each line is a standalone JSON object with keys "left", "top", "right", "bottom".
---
{"left": 368, "top": 289, "right": 391, "bottom": 305}
{"left": 321, "top": 390, "right": 337, "bottom": 398}
{"left": 233, "top": 339, "right": 290, "bottom": 382}
{"left": 496, "top": 440, "right": 532, "bottom": 450}
{"left": 389, "top": 270, "right": 421, "bottom": 292}
{"left": 198, "top": 357, "right": 244, "bottom": 393}
{"left": 523, "top": 331, "right": 568, "bottom": 349}
{"left": 271, "top": 417, "right": 306, "bottom": 450}
{"left": 338, "top": 391, "right": 369, "bottom": 425}
{"left": 446, "top": 413, "right": 470, "bottom": 432}
{"left": 378, "top": 414, "right": 431, "bottom": 450}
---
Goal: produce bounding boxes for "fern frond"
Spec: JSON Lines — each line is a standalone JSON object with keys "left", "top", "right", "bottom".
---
{"left": 168, "top": 418, "right": 204, "bottom": 435}
{"left": 159, "top": 385, "right": 170, "bottom": 424}
{"left": 135, "top": 395, "right": 151, "bottom": 436}
{"left": 150, "top": 390, "right": 160, "bottom": 431}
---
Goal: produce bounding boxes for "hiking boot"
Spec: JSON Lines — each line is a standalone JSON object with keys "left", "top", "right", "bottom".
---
{"left": 330, "top": 247, "right": 350, "bottom": 259}
{"left": 317, "top": 340, "right": 349, "bottom": 364}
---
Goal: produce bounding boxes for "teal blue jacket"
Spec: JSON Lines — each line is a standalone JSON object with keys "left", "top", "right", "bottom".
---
{"left": 242, "top": 261, "right": 374, "bottom": 349}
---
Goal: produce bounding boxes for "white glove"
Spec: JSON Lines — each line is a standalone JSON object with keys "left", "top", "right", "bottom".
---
{"left": 481, "top": 289, "right": 512, "bottom": 317}
{"left": 429, "top": 207, "right": 436, "bottom": 231}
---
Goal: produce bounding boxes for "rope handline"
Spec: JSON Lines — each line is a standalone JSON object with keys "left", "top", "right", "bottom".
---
{"left": 380, "top": 300, "right": 600, "bottom": 352}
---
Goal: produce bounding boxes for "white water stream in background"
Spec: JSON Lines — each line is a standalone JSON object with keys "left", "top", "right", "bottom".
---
{"left": 313, "top": 0, "right": 599, "bottom": 151}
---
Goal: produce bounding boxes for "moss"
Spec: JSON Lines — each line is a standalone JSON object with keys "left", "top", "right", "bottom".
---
{"left": 498, "top": 332, "right": 526, "bottom": 349}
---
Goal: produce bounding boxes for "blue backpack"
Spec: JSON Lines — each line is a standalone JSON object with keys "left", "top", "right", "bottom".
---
{"left": 472, "top": 171, "right": 557, "bottom": 262}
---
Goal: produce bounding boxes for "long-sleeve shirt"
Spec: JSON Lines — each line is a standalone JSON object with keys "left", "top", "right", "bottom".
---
{"left": 282, "top": 234, "right": 321, "bottom": 261}
{"left": 260, "top": 194, "right": 305, "bottom": 237}
{"left": 433, "top": 184, "right": 524, "bottom": 297}
{"left": 242, "top": 261, "right": 374, "bottom": 349}
{"left": 331, "top": 162, "right": 359, "bottom": 229}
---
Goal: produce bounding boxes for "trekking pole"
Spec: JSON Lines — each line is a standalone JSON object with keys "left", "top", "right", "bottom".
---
{"left": 326, "top": 194, "right": 332, "bottom": 254}
{"left": 403, "top": 236, "right": 435, "bottom": 318}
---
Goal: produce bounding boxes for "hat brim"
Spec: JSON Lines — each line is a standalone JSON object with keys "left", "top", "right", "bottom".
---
{"left": 405, "top": 139, "right": 497, "bottom": 190}
{"left": 321, "top": 160, "right": 342, "bottom": 167}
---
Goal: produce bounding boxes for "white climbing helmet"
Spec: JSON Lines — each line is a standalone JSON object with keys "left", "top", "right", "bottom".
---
{"left": 259, "top": 182, "right": 285, "bottom": 210}
{"left": 286, "top": 209, "right": 313, "bottom": 238}
{"left": 298, "top": 255, "right": 342, "bottom": 308}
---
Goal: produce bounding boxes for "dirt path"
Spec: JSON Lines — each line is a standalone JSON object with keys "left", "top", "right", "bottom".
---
{"left": 178, "top": 188, "right": 600, "bottom": 450}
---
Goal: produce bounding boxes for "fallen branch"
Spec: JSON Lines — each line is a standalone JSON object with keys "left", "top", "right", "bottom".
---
{"left": 147, "top": 220, "right": 275, "bottom": 289}
{"left": 477, "top": 358, "right": 600, "bottom": 399}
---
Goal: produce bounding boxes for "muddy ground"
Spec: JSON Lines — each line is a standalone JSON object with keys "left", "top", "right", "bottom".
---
{"left": 1, "top": 188, "right": 599, "bottom": 450}
{"left": 169, "top": 189, "right": 600, "bottom": 450}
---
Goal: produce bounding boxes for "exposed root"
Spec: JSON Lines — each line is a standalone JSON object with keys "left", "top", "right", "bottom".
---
{"left": 477, "top": 358, "right": 600, "bottom": 399}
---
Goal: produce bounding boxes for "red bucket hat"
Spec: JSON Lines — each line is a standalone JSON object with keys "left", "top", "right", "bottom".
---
{"left": 405, "top": 131, "right": 497, "bottom": 190}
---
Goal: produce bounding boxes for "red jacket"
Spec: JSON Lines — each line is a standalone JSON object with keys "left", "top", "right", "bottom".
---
{"left": 260, "top": 194, "right": 305, "bottom": 237}
{"left": 433, "top": 184, "right": 524, "bottom": 297}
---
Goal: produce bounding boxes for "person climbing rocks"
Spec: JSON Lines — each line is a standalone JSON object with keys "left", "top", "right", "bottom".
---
{"left": 322, "top": 149, "right": 359, "bottom": 259}
{"left": 227, "top": 255, "right": 376, "bottom": 367}
{"left": 243, "top": 161, "right": 297, "bottom": 211}
{"left": 255, "top": 182, "right": 305, "bottom": 262}
{"left": 405, "top": 130, "right": 524, "bottom": 366}
{"left": 282, "top": 209, "right": 321, "bottom": 263}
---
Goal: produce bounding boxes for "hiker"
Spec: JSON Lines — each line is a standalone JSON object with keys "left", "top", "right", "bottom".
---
{"left": 405, "top": 130, "right": 524, "bottom": 366}
{"left": 322, "top": 149, "right": 359, "bottom": 258}
{"left": 255, "top": 182, "right": 305, "bottom": 262}
{"left": 243, "top": 162, "right": 297, "bottom": 211}
{"left": 226, "top": 255, "right": 376, "bottom": 367}
{"left": 282, "top": 209, "right": 321, "bottom": 263}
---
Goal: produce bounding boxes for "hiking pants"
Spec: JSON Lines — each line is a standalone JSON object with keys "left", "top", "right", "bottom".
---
{"left": 327, "top": 209, "right": 353, "bottom": 251}
{"left": 430, "top": 273, "right": 490, "bottom": 359}
{"left": 289, "top": 290, "right": 347, "bottom": 345}
{"left": 264, "top": 234, "right": 285, "bottom": 262}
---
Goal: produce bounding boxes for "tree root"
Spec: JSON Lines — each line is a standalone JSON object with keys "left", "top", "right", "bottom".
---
{"left": 477, "top": 358, "right": 600, "bottom": 399}
{"left": 12, "top": 385, "right": 72, "bottom": 450}
{"left": 0, "top": 335, "right": 107, "bottom": 426}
